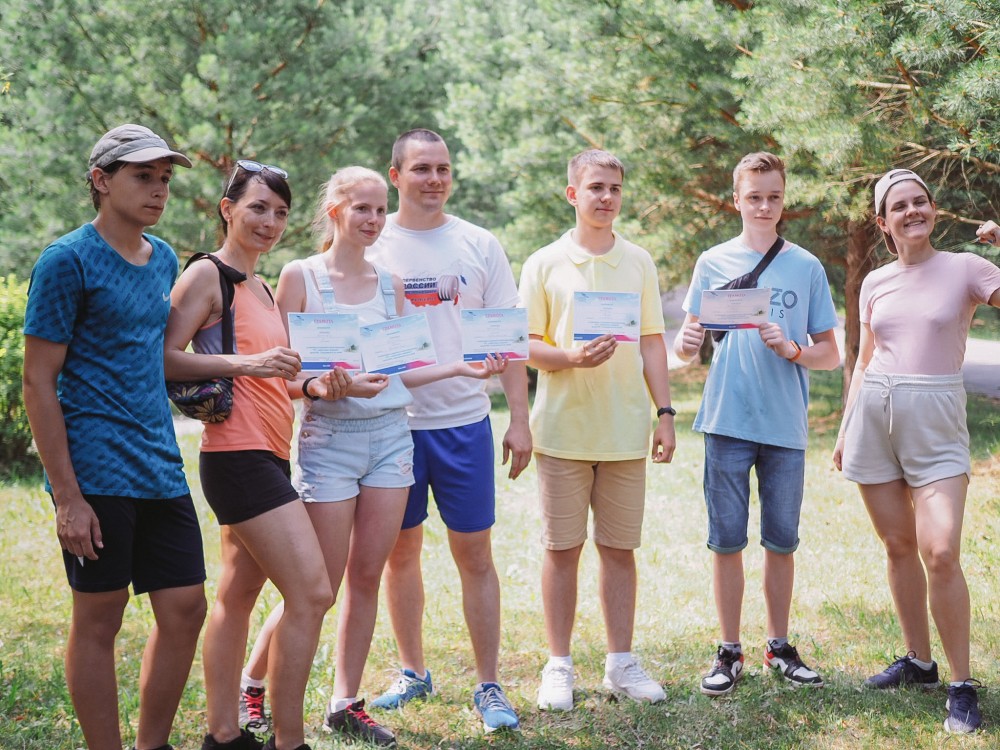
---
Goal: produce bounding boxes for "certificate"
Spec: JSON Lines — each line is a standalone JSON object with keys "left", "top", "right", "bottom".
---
{"left": 359, "top": 313, "right": 438, "bottom": 375}
{"left": 461, "top": 308, "right": 529, "bottom": 361}
{"left": 287, "top": 312, "right": 363, "bottom": 371}
{"left": 698, "top": 287, "right": 772, "bottom": 330}
{"left": 573, "top": 291, "right": 641, "bottom": 343}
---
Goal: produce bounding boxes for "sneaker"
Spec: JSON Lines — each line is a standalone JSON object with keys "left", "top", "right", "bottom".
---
{"left": 944, "top": 679, "right": 983, "bottom": 734}
{"left": 323, "top": 699, "right": 397, "bottom": 746}
{"left": 700, "top": 646, "right": 745, "bottom": 697}
{"left": 602, "top": 657, "right": 666, "bottom": 703}
{"left": 132, "top": 746, "right": 174, "bottom": 750}
{"left": 864, "top": 652, "right": 940, "bottom": 690}
{"left": 764, "top": 642, "right": 824, "bottom": 687}
{"left": 537, "top": 662, "right": 575, "bottom": 711}
{"left": 473, "top": 682, "right": 520, "bottom": 733}
{"left": 201, "top": 729, "right": 264, "bottom": 750}
{"left": 262, "top": 738, "right": 311, "bottom": 750}
{"left": 239, "top": 685, "right": 269, "bottom": 735}
{"left": 370, "top": 668, "right": 433, "bottom": 710}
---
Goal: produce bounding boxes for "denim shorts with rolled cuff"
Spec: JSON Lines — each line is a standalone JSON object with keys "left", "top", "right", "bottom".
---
{"left": 295, "top": 410, "right": 414, "bottom": 503}
{"left": 703, "top": 432, "right": 805, "bottom": 554}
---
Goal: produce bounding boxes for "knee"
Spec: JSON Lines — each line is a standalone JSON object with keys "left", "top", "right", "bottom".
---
{"left": 455, "top": 547, "right": 495, "bottom": 579}
{"left": 922, "top": 544, "right": 961, "bottom": 578}
{"left": 881, "top": 531, "right": 919, "bottom": 561}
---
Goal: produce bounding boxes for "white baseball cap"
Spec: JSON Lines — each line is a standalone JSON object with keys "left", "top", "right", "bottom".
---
{"left": 874, "top": 168, "right": 931, "bottom": 215}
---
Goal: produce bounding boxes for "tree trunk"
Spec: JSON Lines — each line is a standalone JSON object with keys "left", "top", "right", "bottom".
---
{"left": 842, "top": 218, "right": 878, "bottom": 401}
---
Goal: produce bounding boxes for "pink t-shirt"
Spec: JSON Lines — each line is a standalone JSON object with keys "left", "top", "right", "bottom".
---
{"left": 861, "top": 251, "right": 1000, "bottom": 375}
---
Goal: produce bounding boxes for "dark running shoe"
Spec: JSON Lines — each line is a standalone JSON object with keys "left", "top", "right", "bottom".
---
{"left": 262, "top": 737, "right": 311, "bottom": 750}
{"left": 865, "top": 652, "right": 939, "bottom": 690}
{"left": 324, "top": 698, "right": 397, "bottom": 746}
{"left": 239, "top": 684, "right": 269, "bottom": 735}
{"left": 764, "top": 642, "right": 824, "bottom": 687}
{"left": 200, "top": 729, "right": 264, "bottom": 750}
{"left": 701, "top": 645, "right": 745, "bottom": 696}
{"left": 944, "top": 679, "right": 983, "bottom": 734}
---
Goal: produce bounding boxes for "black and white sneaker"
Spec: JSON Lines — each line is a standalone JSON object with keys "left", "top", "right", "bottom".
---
{"left": 764, "top": 642, "right": 824, "bottom": 687}
{"left": 865, "top": 652, "right": 939, "bottom": 690}
{"left": 700, "top": 645, "right": 745, "bottom": 696}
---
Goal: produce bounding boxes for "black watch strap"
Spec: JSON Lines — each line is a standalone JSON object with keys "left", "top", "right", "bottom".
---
{"left": 657, "top": 405, "right": 676, "bottom": 417}
{"left": 302, "top": 376, "right": 321, "bottom": 401}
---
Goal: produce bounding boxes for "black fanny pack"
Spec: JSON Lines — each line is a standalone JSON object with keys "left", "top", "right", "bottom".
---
{"left": 711, "top": 236, "right": 784, "bottom": 343}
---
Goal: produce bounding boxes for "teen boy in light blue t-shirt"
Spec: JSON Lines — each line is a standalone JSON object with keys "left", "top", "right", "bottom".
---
{"left": 673, "top": 152, "right": 839, "bottom": 698}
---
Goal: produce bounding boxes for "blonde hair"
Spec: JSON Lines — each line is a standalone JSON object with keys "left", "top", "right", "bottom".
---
{"left": 312, "top": 166, "right": 388, "bottom": 252}
{"left": 567, "top": 149, "right": 625, "bottom": 186}
{"left": 732, "top": 151, "right": 786, "bottom": 193}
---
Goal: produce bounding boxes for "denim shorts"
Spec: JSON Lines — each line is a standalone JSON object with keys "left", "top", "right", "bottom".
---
{"left": 295, "top": 410, "right": 414, "bottom": 503}
{"left": 703, "top": 433, "right": 805, "bottom": 554}
{"left": 402, "top": 416, "right": 496, "bottom": 533}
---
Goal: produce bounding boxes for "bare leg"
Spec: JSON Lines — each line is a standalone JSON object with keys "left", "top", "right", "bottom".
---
{"left": 713, "top": 551, "right": 744, "bottom": 643}
{"left": 762, "top": 550, "right": 794, "bottom": 639}
{"left": 134, "top": 584, "right": 206, "bottom": 749}
{"left": 541, "top": 545, "right": 583, "bottom": 657}
{"left": 860, "top": 479, "right": 933, "bottom": 661}
{"left": 597, "top": 544, "right": 636, "bottom": 654}
{"left": 243, "top": 602, "right": 284, "bottom": 683}
{"left": 913, "top": 475, "right": 971, "bottom": 682}
{"left": 447, "top": 528, "right": 501, "bottom": 684}
{"left": 205, "top": 502, "right": 333, "bottom": 749}
{"left": 65, "top": 588, "right": 129, "bottom": 750}
{"left": 383, "top": 525, "right": 426, "bottom": 674}
{"left": 335, "top": 486, "right": 408, "bottom": 699}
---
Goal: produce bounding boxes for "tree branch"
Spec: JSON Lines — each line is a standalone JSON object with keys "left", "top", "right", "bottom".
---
{"left": 901, "top": 141, "right": 1000, "bottom": 175}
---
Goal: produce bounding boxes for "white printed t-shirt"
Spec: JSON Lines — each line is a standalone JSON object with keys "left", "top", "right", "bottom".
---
{"left": 366, "top": 213, "right": 520, "bottom": 430}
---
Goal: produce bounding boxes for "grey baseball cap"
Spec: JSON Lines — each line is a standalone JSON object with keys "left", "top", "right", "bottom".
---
{"left": 874, "top": 168, "right": 931, "bottom": 215}
{"left": 88, "top": 124, "right": 192, "bottom": 171}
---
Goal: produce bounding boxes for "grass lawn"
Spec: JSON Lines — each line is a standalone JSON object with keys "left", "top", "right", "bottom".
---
{"left": 2, "top": 366, "right": 1000, "bottom": 749}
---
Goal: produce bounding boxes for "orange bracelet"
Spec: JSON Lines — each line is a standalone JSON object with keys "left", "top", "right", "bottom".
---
{"left": 787, "top": 340, "right": 803, "bottom": 362}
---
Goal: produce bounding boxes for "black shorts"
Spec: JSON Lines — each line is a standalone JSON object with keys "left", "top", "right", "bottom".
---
{"left": 60, "top": 493, "right": 206, "bottom": 595}
{"left": 200, "top": 450, "right": 301, "bottom": 525}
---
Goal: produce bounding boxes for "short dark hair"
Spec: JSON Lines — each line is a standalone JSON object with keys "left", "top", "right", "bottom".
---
{"left": 87, "top": 161, "right": 126, "bottom": 211}
{"left": 391, "top": 129, "right": 446, "bottom": 170}
{"left": 218, "top": 163, "right": 293, "bottom": 236}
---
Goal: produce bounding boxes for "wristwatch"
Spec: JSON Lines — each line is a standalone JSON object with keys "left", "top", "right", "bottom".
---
{"left": 656, "top": 406, "right": 677, "bottom": 418}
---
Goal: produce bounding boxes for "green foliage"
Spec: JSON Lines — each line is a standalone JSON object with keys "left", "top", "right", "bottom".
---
{"left": 0, "top": 275, "right": 36, "bottom": 477}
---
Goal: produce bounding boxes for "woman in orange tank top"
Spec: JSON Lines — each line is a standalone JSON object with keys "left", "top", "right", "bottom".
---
{"left": 165, "top": 162, "right": 348, "bottom": 750}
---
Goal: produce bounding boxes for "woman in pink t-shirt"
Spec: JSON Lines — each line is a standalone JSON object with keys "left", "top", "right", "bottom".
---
{"left": 833, "top": 169, "right": 1000, "bottom": 734}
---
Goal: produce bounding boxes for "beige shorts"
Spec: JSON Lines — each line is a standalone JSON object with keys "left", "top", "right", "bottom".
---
{"left": 535, "top": 453, "right": 646, "bottom": 550}
{"left": 842, "top": 372, "right": 970, "bottom": 487}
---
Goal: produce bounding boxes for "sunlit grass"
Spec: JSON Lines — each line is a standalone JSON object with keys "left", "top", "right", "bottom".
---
{"left": 3, "top": 367, "right": 999, "bottom": 748}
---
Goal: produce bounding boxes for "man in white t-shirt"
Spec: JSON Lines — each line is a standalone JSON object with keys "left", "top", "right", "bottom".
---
{"left": 366, "top": 129, "right": 531, "bottom": 733}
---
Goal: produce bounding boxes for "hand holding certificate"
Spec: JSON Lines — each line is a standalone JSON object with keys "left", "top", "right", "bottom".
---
{"left": 698, "top": 287, "right": 771, "bottom": 331}
{"left": 573, "top": 291, "right": 641, "bottom": 343}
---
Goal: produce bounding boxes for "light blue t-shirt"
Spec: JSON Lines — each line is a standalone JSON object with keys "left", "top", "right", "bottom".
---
{"left": 24, "top": 223, "right": 189, "bottom": 498}
{"left": 682, "top": 238, "right": 838, "bottom": 450}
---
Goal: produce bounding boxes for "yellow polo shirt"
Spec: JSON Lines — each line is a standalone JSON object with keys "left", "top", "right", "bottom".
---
{"left": 519, "top": 231, "right": 665, "bottom": 460}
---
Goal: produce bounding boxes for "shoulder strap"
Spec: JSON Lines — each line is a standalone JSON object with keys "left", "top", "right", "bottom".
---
{"left": 747, "top": 235, "right": 785, "bottom": 284}
{"left": 374, "top": 265, "right": 398, "bottom": 319}
{"left": 304, "top": 255, "right": 338, "bottom": 314}
{"left": 183, "top": 253, "right": 246, "bottom": 355}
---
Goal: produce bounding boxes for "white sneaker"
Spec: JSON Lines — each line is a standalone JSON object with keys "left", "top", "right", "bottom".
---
{"left": 602, "top": 657, "right": 666, "bottom": 703}
{"left": 537, "top": 662, "right": 574, "bottom": 711}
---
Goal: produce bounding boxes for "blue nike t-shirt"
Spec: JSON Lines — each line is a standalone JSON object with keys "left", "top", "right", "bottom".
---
{"left": 24, "top": 223, "right": 189, "bottom": 498}
{"left": 683, "top": 238, "right": 839, "bottom": 451}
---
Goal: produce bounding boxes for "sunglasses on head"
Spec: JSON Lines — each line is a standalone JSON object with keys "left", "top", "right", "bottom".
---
{"left": 225, "top": 159, "right": 289, "bottom": 196}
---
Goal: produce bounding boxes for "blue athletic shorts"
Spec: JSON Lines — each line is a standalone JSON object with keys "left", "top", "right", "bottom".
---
{"left": 402, "top": 416, "right": 496, "bottom": 533}
{"left": 59, "top": 493, "right": 206, "bottom": 595}
{"left": 703, "top": 433, "right": 805, "bottom": 555}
